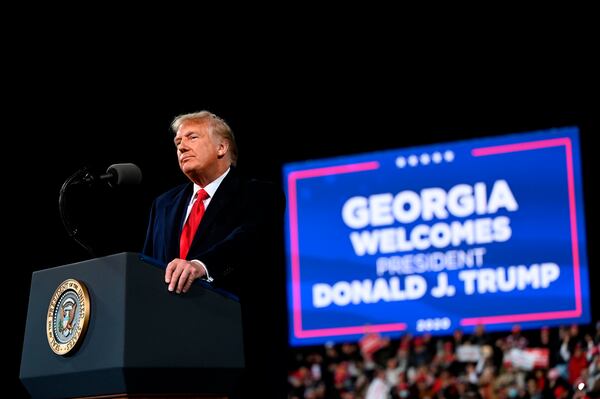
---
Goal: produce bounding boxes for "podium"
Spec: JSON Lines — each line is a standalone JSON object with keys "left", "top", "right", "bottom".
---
{"left": 20, "top": 252, "right": 244, "bottom": 399}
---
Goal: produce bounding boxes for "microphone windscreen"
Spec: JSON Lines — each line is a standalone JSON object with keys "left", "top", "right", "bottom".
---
{"left": 106, "top": 163, "right": 142, "bottom": 185}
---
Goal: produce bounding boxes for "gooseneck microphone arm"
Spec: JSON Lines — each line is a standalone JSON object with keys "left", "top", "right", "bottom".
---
{"left": 59, "top": 167, "right": 96, "bottom": 257}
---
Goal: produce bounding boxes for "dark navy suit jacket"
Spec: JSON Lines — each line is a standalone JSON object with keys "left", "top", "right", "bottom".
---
{"left": 143, "top": 166, "right": 285, "bottom": 298}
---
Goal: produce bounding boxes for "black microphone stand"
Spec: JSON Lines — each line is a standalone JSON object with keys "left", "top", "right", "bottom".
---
{"left": 59, "top": 167, "right": 96, "bottom": 258}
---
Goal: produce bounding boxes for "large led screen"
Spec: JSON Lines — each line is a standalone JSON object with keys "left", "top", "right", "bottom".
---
{"left": 284, "top": 127, "right": 590, "bottom": 346}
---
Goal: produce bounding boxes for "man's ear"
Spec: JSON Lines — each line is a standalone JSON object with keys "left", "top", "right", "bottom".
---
{"left": 217, "top": 140, "right": 229, "bottom": 157}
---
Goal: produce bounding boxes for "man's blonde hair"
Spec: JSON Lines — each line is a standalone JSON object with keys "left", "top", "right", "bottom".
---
{"left": 171, "top": 111, "right": 238, "bottom": 165}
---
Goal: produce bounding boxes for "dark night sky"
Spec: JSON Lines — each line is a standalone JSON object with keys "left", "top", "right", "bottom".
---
{"left": 6, "top": 56, "right": 598, "bottom": 396}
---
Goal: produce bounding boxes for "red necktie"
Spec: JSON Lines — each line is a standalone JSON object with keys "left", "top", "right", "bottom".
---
{"left": 179, "top": 189, "right": 209, "bottom": 259}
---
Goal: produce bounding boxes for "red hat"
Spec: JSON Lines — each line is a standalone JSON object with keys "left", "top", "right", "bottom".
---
{"left": 554, "top": 385, "right": 566, "bottom": 397}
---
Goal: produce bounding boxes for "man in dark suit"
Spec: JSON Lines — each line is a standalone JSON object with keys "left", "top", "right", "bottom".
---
{"left": 143, "top": 111, "right": 286, "bottom": 397}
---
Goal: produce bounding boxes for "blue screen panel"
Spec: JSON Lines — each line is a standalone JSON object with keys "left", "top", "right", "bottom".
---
{"left": 284, "top": 128, "right": 590, "bottom": 346}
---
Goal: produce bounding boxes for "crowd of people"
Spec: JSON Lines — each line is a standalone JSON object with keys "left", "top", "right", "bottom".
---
{"left": 288, "top": 322, "right": 600, "bottom": 398}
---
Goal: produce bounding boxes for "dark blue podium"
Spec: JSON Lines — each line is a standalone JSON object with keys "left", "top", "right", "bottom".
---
{"left": 20, "top": 252, "right": 244, "bottom": 399}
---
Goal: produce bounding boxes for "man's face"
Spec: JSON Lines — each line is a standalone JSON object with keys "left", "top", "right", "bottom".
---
{"left": 174, "top": 120, "right": 223, "bottom": 177}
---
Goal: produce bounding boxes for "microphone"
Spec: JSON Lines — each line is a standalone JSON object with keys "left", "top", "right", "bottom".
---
{"left": 75, "top": 163, "right": 143, "bottom": 187}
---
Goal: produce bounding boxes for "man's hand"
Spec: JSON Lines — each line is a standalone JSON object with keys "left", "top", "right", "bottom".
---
{"left": 165, "top": 258, "right": 206, "bottom": 294}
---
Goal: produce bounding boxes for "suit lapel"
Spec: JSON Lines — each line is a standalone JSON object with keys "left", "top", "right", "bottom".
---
{"left": 168, "top": 184, "right": 194, "bottom": 259}
{"left": 191, "top": 169, "right": 240, "bottom": 249}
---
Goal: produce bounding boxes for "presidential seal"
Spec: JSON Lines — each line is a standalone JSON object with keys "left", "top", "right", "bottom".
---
{"left": 46, "top": 279, "right": 90, "bottom": 355}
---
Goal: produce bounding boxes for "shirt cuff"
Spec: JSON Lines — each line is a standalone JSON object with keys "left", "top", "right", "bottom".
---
{"left": 190, "top": 259, "right": 214, "bottom": 282}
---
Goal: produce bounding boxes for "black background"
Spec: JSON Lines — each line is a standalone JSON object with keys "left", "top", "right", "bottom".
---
{"left": 6, "top": 52, "right": 598, "bottom": 397}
